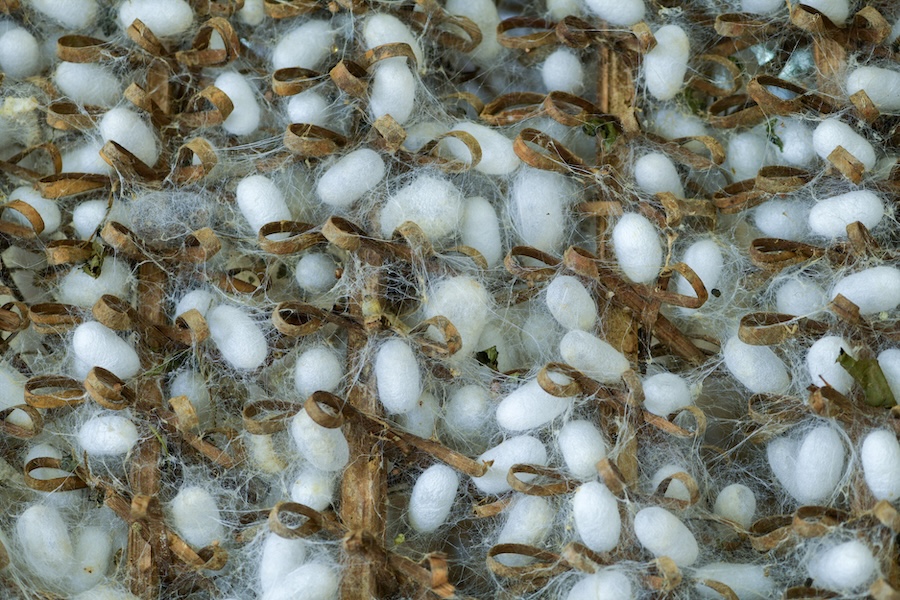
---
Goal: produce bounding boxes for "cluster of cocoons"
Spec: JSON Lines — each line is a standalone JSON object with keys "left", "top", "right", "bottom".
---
{"left": 0, "top": 0, "right": 899, "bottom": 599}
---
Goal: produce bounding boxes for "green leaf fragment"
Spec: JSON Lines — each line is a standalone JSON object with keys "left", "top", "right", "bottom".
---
{"left": 765, "top": 119, "right": 784, "bottom": 152}
{"left": 81, "top": 241, "right": 106, "bottom": 279}
{"left": 475, "top": 345, "right": 499, "bottom": 371}
{"left": 837, "top": 349, "right": 897, "bottom": 407}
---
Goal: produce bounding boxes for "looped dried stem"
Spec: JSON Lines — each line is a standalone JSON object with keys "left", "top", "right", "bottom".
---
{"left": 712, "top": 179, "right": 769, "bottom": 214}
{"left": 372, "top": 114, "right": 407, "bottom": 153}
{"left": 707, "top": 94, "right": 765, "bottom": 129}
{"left": 0, "top": 403, "right": 42, "bottom": 438}
{"left": 330, "top": 60, "right": 369, "bottom": 97}
{"left": 738, "top": 312, "right": 829, "bottom": 346}
{"left": 480, "top": 92, "right": 546, "bottom": 126}
{"left": 646, "top": 556, "right": 682, "bottom": 592}
{"left": 284, "top": 123, "right": 349, "bottom": 157}
{"left": 827, "top": 145, "right": 865, "bottom": 183}
{"left": 126, "top": 18, "right": 169, "bottom": 57}
{"left": 536, "top": 363, "right": 582, "bottom": 398}
{"left": 0, "top": 199, "right": 44, "bottom": 238}
{"left": 263, "top": 0, "right": 318, "bottom": 18}
{"left": 272, "top": 67, "right": 325, "bottom": 96}
{"left": 56, "top": 34, "right": 126, "bottom": 62}
{"left": 507, "top": 464, "right": 577, "bottom": 496}
{"left": 175, "top": 17, "right": 241, "bottom": 68}
{"left": 689, "top": 54, "right": 742, "bottom": 97}
{"left": 694, "top": 578, "right": 740, "bottom": 600}
{"left": 242, "top": 399, "right": 301, "bottom": 434}
{"left": 416, "top": 130, "right": 483, "bottom": 173}
{"left": 651, "top": 471, "right": 701, "bottom": 508}
{"left": 178, "top": 86, "right": 234, "bottom": 129}
{"left": 304, "top": 391, "right": 347, "bottom": 429}
{"left": 643, "top": 405, "right": 708, "bottom": 439}
{"left": 651, "top": 262, "right": 708, "bottom": 309}
{"left": 24, "top": 375, "right": 84, "bottom": 409}
{"left": 714, "top": 12, "right": 773, "bottom": 38}
{"left": 748, "top": 514, "right": 795, "bottom": 552}
{"left": 0, "top": 301, "right": 28, "bottom": 334}
{"left": 37, "top": 173, "right": 109, "bottom": 198}
{"left": 269, "top": 501, "right": 328, "bottom": 538}
{"left": 45, "top": 239, "right": 95, "bottom": 266}
{"left": 85, "top": 367, "right": 136, "bottom": 410}
{"left": 407, "top": 316, "right": 462, "bottom": 358}
{"left": 496, "top": 17, "right": 556, "bottom": 50}
{"left": 657, "top": 192, "right": 717, "bottom": 228}
{"left": 486, "top": 544, "right": 569, "bottom": 581}
{"left": 100, "top": 140, "right": 160, "bottom": 180}
{"left": 755, "top": 165, "right": 812, "bottom": 193}
{"left": 45, "top": 101, "right": 104, "bottom": 131}
{"left": 404, "top": 1, "right": 482, "bottom": 53}
{"left": 749, "top": 238, "right": 825, "bottom": 272}
{"left": 29, "top": 303, "right": 83, "bottom": 334}
{"left": 168, "top": 395, "right": 199, "bottom": 432}
{"left": 24, "top": 456, "right": 88, "bottom": 492}
{"left": 504, "top": 246, "right": 560, "bottom": 284}
{"left": 257, "top": 221, "right": 324, "bottom": 255}
{"left": 792, "top": 506, "right": 849, "bottom": 538}
{"left": 92, "top": 294, "right": 135, "bottom": 331}
{"left": 513, "top": 128, "right": 594, "bottom": 178}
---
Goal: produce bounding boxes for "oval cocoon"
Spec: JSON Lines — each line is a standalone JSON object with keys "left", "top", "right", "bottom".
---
{"left": 236, "top": 175, "right": 291, "bottom": 237}
{"left": 317, "top": 148, "right": 385, "bottom": 208}
{"left": 634, "top": 506, "right": 699, "bottom": 566}
{"left": 573, "top": 481, "right": 620, "bottom": 553}
{"left": 567, "top": 570, "right": 632, "bottom": 600}
{"left": 794, "top": 426, "right": 846, "bottom": 505}
{"left": 369, "top": 59, "right": 416, "bottom": 125}
{"left": 511, "top": 168, "right": 574, "bottom": 254}
{"left": 723, "top": 336, "right": 790, "bottom": 394}
{"left": 290, "top": 409, "right": 350, "bottom": 472}
{"left": 272, "top": 20, "right": 335, "bottom": 71}
{"left": 612, "top": 213, "right": 663, "bottom": 284}
{"left": 99, "top": 107, "right": 159, "bottom": 168}
{"left": 806, "top": 335, "right": 854, "bottom": 393}
{"left": 461, "top": 196, "right": 503, "bottom": 268}
{"left": 557, "top": 419, "right": 606, "bottom": 479}
{"left": 861, "top": 429, "right": 900, "bottom": 501}
{"left": 713, "top": 484, "right": 756, "bottom": 529}
{"left": 78, "top": 414, "right": 139, "bottom": 456}
{"left": 643, "top": 25, "right": 690, "bottom": 100}
{"left": 444, "top": 121, "right": 519, "bottom": 175}
{"left": 380, "top": 174, "right": 463, "bottom": 240}
{"left": 170, "top": 486, "right": 225, "bottom": 548}
{"left": 693, "top": 563, "right": 775, "bottom": 599}
{"left": 118, "top": 0, "right": 193, "bottom": 36}
{"left": 374, "top": 339, "right": 421, "bottom": 414}
{"left": 808, "top": 190, "right": 883, "bottom": 238}
{"left": 545, "top": 275, "right": 596, "bottom": 331}
{"left": 831, "top": 266, "right": 900, "bottom": 315}
{"left": 408, "top": 464, "right": 459, "bottom": 533}
{"left": 294, "top": 346, "right": 343, "bottom": 399}
{"left": 847, "top": 66, "right": 900, "bottom": 112}
{"left": 808, "top": 540, "right": 876, "bottom": 593}
{"left": 642, "top": 372, "right": 692, "bottom": 417}
{"left": 634, "top": 152, "right": 684, "bottom": 198}
{"left": 584, "top": 0, "right": 645, "bottom": 25}
{"left": 215, "top": 72, "right": 260, "bottom": 136}
{"left": 496, "top": 375, "right": 573, "bottom": 431}
{"left": 72, "top": 321, "right": 141, "bottom": 380}
{"left": 560, "top": 330, "right": 629, "bottom": 384}
{"left": 812, "top": 119, "right": 876, "bottom": 170}
{"left": 207, "top": 305, "right": 268, "bottom": 370}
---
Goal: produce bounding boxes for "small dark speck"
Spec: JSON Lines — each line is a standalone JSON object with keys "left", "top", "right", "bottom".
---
{"left": 711, "top": 289, "right": 721, "bottom": 298}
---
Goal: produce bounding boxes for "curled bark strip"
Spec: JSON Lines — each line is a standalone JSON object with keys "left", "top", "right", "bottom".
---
{"left": 652, "top": 471, "right": 701, "bottom": 508}
{"left": 850, "top": 89, "right": 880, "bottom": 123}
{"left": 496, "top": 17, "right": 556, "bottom": 50}
{"left": 408, "top": 316, "right": 462, "bottom": 358}
{"left": 284, "top": 123, "right": 348, "bottom": 157}
{"left": 209, "top": 267, "right": 267, "bottom": 295}
{"left": 597, "top": 457, "right": 627, "bottom": 495}
{"left": 373, "top": 114, "right": 407, "bottom": 153}
{"left": 707, "top": 94, "right": 765, "bottom": 129}
{"left": 782, "top": 587, "right": 838, "bottom": 599}
{"left": 850, "top": 6, "right": 891, "bottom": 44}
{"left": 322, "top": 216, "right": 367, "bottom": 252}
{"left": 304, "top": 391, "right": 346, "bottom": 429}
{"left": 36, "top": 173, "right": 109, "bottom": 198}
{"left": 0, "top": 199, "right": 43, "bottom": 238}
{"left": 24, "top": 456, "right": 88, "bottom": 492}
{"left": 46, "top": 101, "right": 103, "bottom": 131}
{"left": 542, "top": 91, "right": 603, "bottom": 127}
{"left": 560, "top": 542, "right": 611, "bottom": 574}
{"left": 404, "top": 1, "right": 482, "bottom": 54}
{"left": 828, "top": 293, "right": 861, "bottom": 326}
{"left": 480, "top": 92, "right": 546, "bottom": 126}
{"left": 738, "top": 313, "right": 828, "bottom": 346}
{"left": 486, "top": 544, "right": 569, "bottom": 580}
{"left": 790, "top": 3, "right": 842, "bottom": 37}
{"left": 167, "top": 533, "right": 228, "bottom": 571}
{"left": 792, "top": 506, "right": 848, "bottom": 538}
{"left": 846, "top": 221, "right": 880, "bottom": 258}
{"left": 92, "top": 294, "right": 135, "bottom": 331}
{"left": 689, "top": 54, "right": 742, "bottom": 97}
{"left": 0, "top": 404, "right": 42, "bottom": 438}
{"left": 712, "top": 179, "right": 769, "bottom": 214}
{"left": 513, "top": 128, "right": 593, "bottom": 177}
{"left": 749, "top": 238, "right": 824, "bottom": 272}
{"left": 507, "top": 464, "right": 576, "bottom": 496}
{"left": 178, "top": 86, "right": 234, "bottom": 129}
{"left": 257, "top": 221, "right": 324, "bottom": 255}
{"left": 272, "top": 67, "right": 325, "bottom": 97}
{"left": 193, "top": 0, "right": 246, "bottom": 17}
{"left": 417, "top": 130, "right": 482, "bottom": 173}
{"left": 652, "top": 262, "right": 708, "bottom": 309}
{"left": 56, "top": 34, "right": 125, "bottom": 62}
{"left": 362, "top": 42, "right": 417, "bottom": 71}
{"left": 0, "top": 301, "right": 28, "bottom": 333}
{"left": 242, "top": 399, "right": 301, "bottom": 434}
{"left": 100, "top": 140, "right": 159, "bottom": 180}
{"left": 694, "top": 579, "right": 740, "bottom": 600}
{"left": 126, "top": 19, "right": 168, "bottom": 57}
{"left": 647, "top": 556, "right": 682, "bottom": 592}
{"left": 85, "top": 367, "right": 136, "bottom": 410}
{"left": 167, "top": 309, "right": 210, "bottom": 346}
{"left": 472, "top": 497, "right": 510, "bottom": 518}
{"left": 746, "top": 75, "right": 807, "bottom": 115}
{"left": 714, "top": 13, "right": 772, "bottom": 37}
{"left": 655, "top": 135, "right": 726, "bottom": 170}
{"left": 169, "top": 395, "right": 199, "bottom": 432}
{"left": 873, "top": 500, "right": 900, "bottom": 532}
{"left": 272, "top": 302, "right": 326, "bottom": 337}
{"left": 644, "top": 406, "right": 708, "bottom": 439}
{"left": 827, "top": 145, "right": 865, "bottom": 184}
{"left": 181, "top": 227, "right": 222, "bottom": 263}
{"left": 269, "top": 502, "right": 329, "bottom": 539}
{"left": 0, "top": 142, "right": 62, "bottom": 181}
{"left": 175, "top": 17, "right": 241, "bottom": 67}
{"left": 870, "top": 580, "right": 900, "bottom": 600}
{"left": 330, "top": 60, "right": 368, "bottom": 97}
{"left": 503, "top": 246, "right": 560, "bottom": 284}
{"left": 807, "top": 385, "right": 854, "bottom": 420}
{"left": 29, "top": 303, "right": 83, "bottom": 334}
{"left": 748, "top": 514, "right": 795, "bottom": 552}
{"left": 755, "top": 166, "right": 812, "bottom": 193}
{"left": 536, "top": 363, "right": 582, "bottom": 398}
{"left": 101, "top": 222, "right": 147, "bottom": 260}
{"left": 45, "top": 239, "right": 95, "bottom": 266}
{"left": 263, "top": 0, "right": 318, "bottom": 18}
{"left": 657, "top": 193, "right": 717, "bottom": 228}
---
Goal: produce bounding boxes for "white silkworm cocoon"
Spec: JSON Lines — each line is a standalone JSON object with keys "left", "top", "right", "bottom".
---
{"left": 58, "top": 257, "right": 132, "bottom": 308}
{"left": 118, "top": 0, "right": 193, "bottom": 36}
{"left": 398, "top": 392, "right": 439, "bottom": 438}
{"left": 541, "top": 48, "right": 584, "bottom": 94}
{"left": 295, "top": 253, "right": 339, "bottom": 294}
{"left": 444, "top": 121, "right": 519, "bottom": 175}
{"left": 753, "top": 199, "right": 808, "bottom": 241}
{"left": 375, "top": 339, "right": 422, "bottom": 414}
{"left": 207, "top": 305, "right": 267, "bottom": 370}
{"left": 557, "top": 419, "right": 607, "bottom": 479}
{"left": 693, "top": 563, "right": 775, "bottom": 600}
{"left": 446, "top": 0, "right": 502, "bottom": 64}
{"left": 5, "top": 186, "right": 61, "bottom": 237}
{"left": 0, "top": 364, "right": 27, "bottom": 428}
{"left": 807, "top": 540, "right": 876, "bottom": 592}
{"left": 72, "top": 199, "right": 108, "bottom": 239}
{"left": 584, "top": 0, "right": 645, "bottom": 25}
{"left": 62, "top": 141, "right": 109, "bottom": 174}
{"left": 847, "top": 66, "right": 900, "bottom": 112}
{"left": 99, "top": 108, "right": 159, "bottom": 167}
{"left": 369, "top": 59, "right": 417, "bottom": 125}
{"left": 409, "top": 464, "right": 459, "bottom": 533}
{"left": 713, "top": 484, "right": 756, "bottom": 529}
{"left": 473, "top": 435, "right": 547, "bottom": 494}
{"left": 17, "top": 505, "right": 74, "bottom": 588}
{"left": 170, "top": 369, "right": 213, "bottom": 430}
{"left": 573, "top": 482, "right": 620, "bottom": 553}
{"left": 214, "top": 72, "right": 260, "bottom": 136}
{"left": 548, "top": 0, "right": 582, "bottom": 19}
{"left": 24, "top": 443, "right": 69, "bottom": 482}
{"left": 70, "top": 526, "right": 112, "bottom": 592}
{"left": 807, "top": 335, "right": 854, "bottom": 393}
{"left": 287, "top": 91, "right": 330, "bottom": 127}
{"left": 741, "top": 0, "right": 783, "bottom": 14}
{"left": 290, "top": 467, "right": 336, "bottom": 511}
{"left": 861, "top": 429, "right": 900, "bottom": 501}
{"left": 78, "top": 413, "right": 139, "bottom": 457}
{"left": 272, "top": 20, "right": 335, "bottom": 71}
{"left": 643, "top": 25, "right": 690, "bottom": 101}
{"left": 768, "top": 425, "right": 845, "bottom": 505}
{"left": 290, "top": 409, "right": 350, "bottom": 472}
{"left": 634, "top": 506, "right": 699, "bottom": 566}
{"left": 831, "top": 266, "right": 900, "bottom": 315}
{"left": 236, "top": 175, "right": 292, "bottom": 238}
{"left": 261, "top": 562, "right": 339, "bottom": 600}
{"left": 461, "top": 196, "right": 502, "bottom": 267}
{"left": 380, "top": 174, "right": 463, "bottom": 240}
{"left": 175, "top": 289, "right": 214, "bottom": 319}
{"left": 776, "top": 277, "right": 826, "bottom": 316}
{"left": 808, "top": 190, "right": 884, "bottom": 238}
{"left": 443, "top": 385, "right": 492, "bottom": 444}
{"left": 801, "top": 0, "right": 849, "bottom": 25}
{"left": 643, "top": 372, "right": 692, "bottom": 417}
{"left": 650, "top": 464, "right": 691, "bottom": 501}
{"left": 294, "top": 346, "right": 343, "bottom": 399}
{"left": 29, "top": 0, "right": 98, "bottom": 28}
{"left": 403, "top": 121, "right": 449, "bottom": 152}
{"left": 511, "top": 168, "right": 574, "bottom": 254}
{"left": 170, "top": 486, "right": 224, "bottom": 548}
{"left": 559, "top": 330, "right": 630, "bottom": 384}
{"left": 727, "top": 132, "right": 773, "bottom": 181}
{"left": 0, "top": 28, "right": 41, "bottom": 79}
{"left": 769, "top": 117, "right": 816, "bottom": 166}
{"left": 546, "top": 275, "right": 597, "bottom": 331}
{"left": 634, "top": 152, "right": 684, "bottom": 198}
{"left": 248, "top": 433, "right": 286, "bottom": 474}
{"left": 567, "top": 570, "right": 632, "bottom": 600}
{"left": 521, "top": 310, "right": 562, "bottom": 363}
{"left": 259, "top": 534, "right": 307, "bottom": 594}
{"left": 879, "top": 349, "right": 900, "bottom": 401}
{"left": 496, "top": 373, "right": 574, "bottom": 431}
{"left": 612, "top": 213, "right": 663, "bottom": 284}
{"left": 723, "top": 336, "right": 790, "bottom": 394}
{"left": 676, "top": 239, "right": 724, "bottom": 301}
{"left": 238, "top": 0, "right": 264, "bottom": 25}
{"left": 422, "top": 276, "right": 491, "bottom": 358}
{"left": 649, "top": 107, "right": 709, "bottom": 140}
{"left": 363, "top": 13, "right": 424, "bottom": 67}
{"left": 496, "top": 496, "right": 554, "bottom": 566}
{"left": 72, "top": 321, "right": 141, "bottom": 380}
{"left": 812, "top": 119, "right": 876, "bottom": 170}
{"left": 316, "top": 148, "right": 385, "bottom": 209}
{"left": 55, "top": 62, "right": 120, "bottom": 107}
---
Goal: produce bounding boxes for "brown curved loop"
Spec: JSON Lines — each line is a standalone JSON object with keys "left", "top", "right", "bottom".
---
{"left": 714, "top": 13, "right": 771, "bottom": 38}
{"left": 850, "top": 89, "right": 879, "bottom": 123}
{"left": 272, "top": 302, "right": 327, "bottom": 337}
{"left": 513, "top": 128, "right": 593, "bottom": 177}
{"left": 167, "top": 309, "right": 210, "bottom": 345}
{"left": 0, "top": 301, "right": 28, "bottom": 333}
{"left": 372, "top": 114, "right": 407, "bottom": 153}
{"left": 747, "top": 514, "right": 795, "bottom": 552}
{"left": 24, "top": 376, "right": 85, "bottom": 409}
{"left": 738, "top": 313, "right": 829, "bottom": 346}
{"left": 46, "top": 101, "right": 103, "bottom": 131}
{"left": 850, "top": 6, "right": 891, "bottom": 44}
{"left": 507, "top": 464, "right": 576, "bottom": 496}
{"left": 443, "top": 245, "right": 489, "bottom": 270}
{"left": 754, "top": 166, "right": 812, "bottom": 193}
{"left": 272, "top": 67, "right": 325, "bottom": 97}
{"left": 442, "top": 92, "right": 485, "bottom": 116}
{"left": 536, "top": 363, "right": 581, "bottom": 398}
{"left": 29, "top": 303, "right": 83, "bottom": 334}
{"left": 657, "top": 193, "right": 717, "bottom": 228}
{"left": 417, "top": 130, "right": 483, "bottom": 173}
{"left": 126, "top": 18, "right": 169, "bottom": 56}
{"left": 647, "top": 556, "right": 682, "bottom": 592}
{"left": 392, "top": 221, "right": 435, "bottom": 258}
{"left": 707, "top": 94, "right": 765, "bottom": 129}
{"left": 644, "top": 406, "right": 708, "bottom": 439}
{"left": 284, "top": 124, "right": 348, "bottom": 157}
{"left": 827, "top": 145, "right": 865, "bottom": 184}
{"left": 503, "top": 246, "right": 560, "bottom": 283}
{"left": 36, "top": 173, "right": 109, "bottom": 199}
{"left": 100, "top": 221, "right": 147, "bottom": 260}
{"left": 792, "top": 506, "right": 848, "bottom": 538}
{"left": 496, "top": 17, "right": 556, "bottom": 50}
{"left": 408, "top": 316, "right": 462, "bottom": 358}
{"left": 92, "top": 294, "right": 134, "bottom": 331}
{"left": 56, "top": 35, "right": 125, "bottom": 62}
{"left": 486, "top": 544, "right": 569, "bottom": 580}
{"left": 689, "top": 54, "right": 742, "bottom": 97}
{"left": 712, "top": 179, "right": 769, "bottom": 214}
{"left": 242, "top": 399, "right": 301, "bottom": 435}
{"left": 695, "top": 578, "right": 740, "bottom": 600}
{"left": 304, "top": 391, "right": 346, "bottom": 429}
{"left": 99, "top": 140, "right": 159, "bottom": 180}
{"left": 653, "top": 262, "right": 708, "bottom": 309}
{"left": 667, "top": 136, "right": 726, "bottom": 169}
{"left": 329, "top": 60, "right": 368, "bottom": 98}
{"left": 180, "top": 227, "right": 222, "bottom": 263}
{"left": 872, "top": 500, "right": 900, "bottom": 532}
{"left": 175, "top": 17, "right": 241, "bottom": 67}
{"left": 746, "top": 75, "right": 805, "bottom": 116}
{"left": 257, "top": 221, "right": 324, "bottom": 255}
{"left": 652, "top": 471, "right": 701, "bottom": 508}
{"left": 169, "top": 395, "right": 200, "bottom": 432}
{"left": 362, "top": 42, "right": 418, "bottom": 71}
{"left": 554, "top": 16, "right": 600, "bottom": 49}
{"left": 178, "top": 86, "right": 234, "bottom": 129}
{"left": 480, "top": 92, "right": 546, "bottom": 126}
{"left": 268, "top": 501, "right": 325, "bottom": 538}
{"left": 596, "top": 457, "right": 627, "bottom": 495}
{"left": 263, "top": 0, "right": 318, "bottom": 18}
{"left": 45, "top": 240, "right": 95, "bottom": 266}
{"left": 24, "top": 456, "right": 88, "bottom": 492}
{"left": 85, "top": 367, "right": 135, "bottom": 410}
{"left": 0, "top": 404, "right": 42, "bottom": 439}
{"left": 542, "top": 91, "right": 603, "bottom": 127}
{"left": 321, "top": 216, "right": 367, "bottom": 252}
{"left": 0, "top": 199, "right": 44, "bottom": 238}
{"left": 871, "top": 579, "right": 900, "bottom": 600}
{"left": 208, "top": 267, "right": 266, "bottom": 295}
{"left": 749, "top": 238, "right": 824, "bottom": 272}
